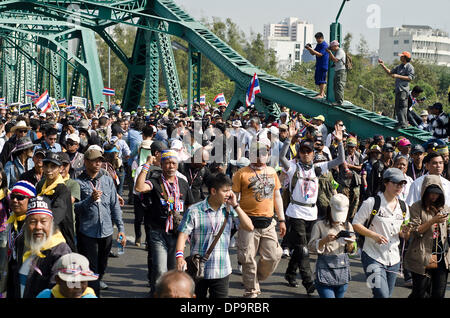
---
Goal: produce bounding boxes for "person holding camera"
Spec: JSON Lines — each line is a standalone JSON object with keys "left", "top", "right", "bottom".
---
{"left": 404, "top": 175, "right": 450, "bottom": 298}
{"left": 326, "top": 40, "right": 347, "bottom": 106}
{"left": 308, "top": 194, "right": 356, "bottom": 298}
{"left": 353, "top": 168, "right": 410, "bottom": 298}
{"left": 305, "top": 32, "right": 329, "bottom": 100}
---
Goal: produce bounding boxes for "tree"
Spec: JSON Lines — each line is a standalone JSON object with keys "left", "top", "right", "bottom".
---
{"left": 342, "top": 32, "right": 353, "bottom": 53}
{"left": 357, "top": 34, "right": 369, "bottom": 57}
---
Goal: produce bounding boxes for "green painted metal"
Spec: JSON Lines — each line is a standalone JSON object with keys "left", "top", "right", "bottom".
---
{"left": 122, "top": 23, "right": 148, "bottom": 112}
{"left": 80, "top": 28, "right": 106, "bottom": 106}
{"left": 145, "top": 30, "right": 160, "bottom": 110}
{"left": 187, "top": 44, "right": 201, "bottom": 115}
{"left": 51, "top": 50, "right": 61, "bottom": 98}
{"left": 157, "top": 30, "right": 183, "bottom": 109}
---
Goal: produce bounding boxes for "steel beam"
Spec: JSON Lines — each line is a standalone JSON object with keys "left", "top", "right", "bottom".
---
{"left": 145, "top": 30, "right": 159, "bottom": 110}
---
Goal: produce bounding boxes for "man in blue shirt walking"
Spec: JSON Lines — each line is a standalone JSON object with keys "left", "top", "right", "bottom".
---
{"left": 305, "top": 32, "right": 329, "bottom": 99}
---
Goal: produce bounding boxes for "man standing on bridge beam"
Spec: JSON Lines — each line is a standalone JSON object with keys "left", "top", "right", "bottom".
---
{"left": 378, "top": 51, "right": 415, "bottom": 130}
{"left": 305, "top": 32, "right": 329, "bottom": 100}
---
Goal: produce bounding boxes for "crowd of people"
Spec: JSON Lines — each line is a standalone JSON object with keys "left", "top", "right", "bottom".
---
{"left": 0, "top": 93, "right": 448, "bottom": 299}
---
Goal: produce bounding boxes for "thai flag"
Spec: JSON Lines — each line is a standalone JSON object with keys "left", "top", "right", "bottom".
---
{"left": 66, "top": 105, "right": 76, "bottom": 111}
{"left": 214, "top": 93, "right": 227, "bottom": 106}
{"left": 102, "top": 87, "right": 115, "bottom": 96}
{"left": 200, "top": 95, "right": 206, "bottom": 105}
{"left": 246, "top": 73, "right": 261, "bottom": 107}
{"left": 35, "top": 90, "right": 51, "bottom": 113}
{"left": 57, "top": 98, "right": 67, "bottom": 105}
{"left": 26, "top": 90, "right": 37, "bottom": 98}
{"left": 0, "top": 97, "right": 5, "bottom": 105}
{"left": 159, "top": 100, "right": 168, "bottom": 107}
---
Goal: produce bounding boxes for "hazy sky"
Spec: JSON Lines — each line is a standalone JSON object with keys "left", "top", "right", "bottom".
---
{"left": 174, "top": 0, "right": 450, "bottom": 54}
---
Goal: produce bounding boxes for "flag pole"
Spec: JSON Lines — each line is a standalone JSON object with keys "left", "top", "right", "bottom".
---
{"left": 108, "top": 46, "right": 111, "bottom": 109}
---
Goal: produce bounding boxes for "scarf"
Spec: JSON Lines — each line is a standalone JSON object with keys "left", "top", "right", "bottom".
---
{"left": 62, "top": 174, "right": 70, "bottom": 182}
{"left": 22, "top": 231, "right": 66, "bottom": 262}
{"left": 7, "top": 213, "right": 26, "bottom": 231}
{"left": 38, "top": 174, "right": 65, "bottom": 196}
{"left": 290, "top": 143, "right": 297, "bottom": 158}
{"left": 299, "top": 161, "right": 313, "bottom": 171}
{"left": 51, "top": 284, "right": 96, "bottom": 298}
{"left": 0, "top": 188, "right": 8, "bottom": 201}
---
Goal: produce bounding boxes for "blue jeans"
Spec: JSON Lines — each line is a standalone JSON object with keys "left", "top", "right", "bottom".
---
{"left": 315, "top": 282, "right": 348, "bottom": 298}
{"left": 361, "top": 251, "right": 400, "bottom": 298}
{"left": 148, "top": 229, "right": 177, "bottom": 294}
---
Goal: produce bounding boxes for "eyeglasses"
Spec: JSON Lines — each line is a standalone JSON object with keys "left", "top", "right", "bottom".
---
{"left": 338, "top": 124, "right": 344, "bottom": 127}
{"left": 10, "top": 194, "right": 27, "bottom": 201}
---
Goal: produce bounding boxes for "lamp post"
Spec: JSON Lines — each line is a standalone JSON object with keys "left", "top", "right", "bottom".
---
{"left": 327, "top": 0, "right": 350, "bottom": 102}
{"left": 359, "top": 84, "right": 375, "bottom": 113}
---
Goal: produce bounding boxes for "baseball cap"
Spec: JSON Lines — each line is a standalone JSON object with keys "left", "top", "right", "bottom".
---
{"left": 398, "top": 138, "right": 411, "bottom": 147}
{"left": 330, "top": 40, "right": 340, "bottom": 47}
{"left": 369, "top": 145, "right": 382, "bottom": 153}
{"left": 84, "top": 148, "right": 104, "bottom": 161}
{"left": 398, "top": 51, "right": 411, "bottom": 59}
{"left": 299, "top": 140, "right": 314, "bottom": 151}
{"left": 382, "top": 143, "right": 394, "bottom": 152}
{"left": 329, "top": 194, "right": 349, "bottom": 223}
{"left": 313, "top": 115, "right": 325, "bottom": 122}
{"left": 420, "top": 110, "right": 429, "bottom": 117}
{"left": 43, "top": 151, "right": 62, "bottom": 166}
{"left": 411, "top": 144, "right": 425, "bottom": 155}
{"left": 229, "top": 157, "right": 251, "bottom": 168}
{"left": 33, "top": 148, "right": 46, "bottom": 157}
{"left": 232, "top": 120, "right": 242, "bottom": 127}
{"left": 58, "top": 152, "right": 70, "bottom": 165}
{"left": 347, "top": 137, "right": 357, "bottom": 147}
{"left": 66, "top": 133, "right": 80, "bottom": 144}
{"left": 56, "top": 253, "right": 99, "bottom": 282}
{"left": 383, "top": 168, "right": 407, "bottom": 183}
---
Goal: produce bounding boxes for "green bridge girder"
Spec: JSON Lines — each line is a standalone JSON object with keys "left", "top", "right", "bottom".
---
{"left": 0, "top": 0, "right": 434, "bottom": 145}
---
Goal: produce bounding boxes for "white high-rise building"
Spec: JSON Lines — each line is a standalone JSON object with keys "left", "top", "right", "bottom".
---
{"left": 263, "top": 17, "right": 314, "bottom": 75}
{"left": 379, "top": 25, "right": 450, "bottom": 67}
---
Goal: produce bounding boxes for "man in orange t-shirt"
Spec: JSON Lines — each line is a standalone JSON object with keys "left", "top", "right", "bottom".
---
{"left": 232, "top": 140, "right": 286, "bottom": 298}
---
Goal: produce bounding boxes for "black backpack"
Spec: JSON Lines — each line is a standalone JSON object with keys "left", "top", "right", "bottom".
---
{"left": 356, "top": 195, "right": 407, "bottom": 249}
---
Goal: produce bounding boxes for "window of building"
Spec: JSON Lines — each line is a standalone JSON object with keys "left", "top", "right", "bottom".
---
{"left": 404, "top": 40, "right": 409, "bottom": 44}
{"left": 394, "top": 52, "right": 398, "bottom": 56}
{"left": 295, "top": 44, "right": 301, "bottom": 49}
{"left": 295, "top": 51, "right": 301, "bottom": 61}
{"left": 394, "top": 40, "right": 399, "bottom": 45}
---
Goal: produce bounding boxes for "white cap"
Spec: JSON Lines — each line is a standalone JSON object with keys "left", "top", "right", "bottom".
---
{"left": 170, "top": 139, "right": 184, "bottom": 151}
{"left": 86, "top": 144, "right": 104, "bottom": 154}
{"left": 329, "top": 194, "right": 349, "bottom": 223}
{"left": 66, "top": 133, "right": 80, "bottom": 144}
{"left": 269, "top": 126, "right": 279, "bottom": 135}
{"left": 39, "top": 113, "right": 46, "bottom": 118}
{"left": 232, "top": 120, "right": 242, "bottom": 127}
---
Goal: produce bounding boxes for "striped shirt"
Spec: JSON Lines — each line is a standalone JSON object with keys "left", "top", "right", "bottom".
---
{"left": 178, "top": 197, "right": 239, "bottom": 280}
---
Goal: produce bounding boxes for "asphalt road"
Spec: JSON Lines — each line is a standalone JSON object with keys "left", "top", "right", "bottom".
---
{"left": 101, "top": 202, "right": 450, "bottom": 299}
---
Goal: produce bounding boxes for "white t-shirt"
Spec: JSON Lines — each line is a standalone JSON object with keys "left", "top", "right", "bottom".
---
{"left": 284, "top": 160, "right": 329, "bottom": 221}
{"left": 398, "top": 174, "right": 413, "bottom": 201}
{"left": 353, "top": 193, "right": 410, "bottom": 266}
{"left": 333, "top": 48, "right": 346, "bottom": 71}
{"left": 406, "top": 174, "right": 450, "bottom": 206}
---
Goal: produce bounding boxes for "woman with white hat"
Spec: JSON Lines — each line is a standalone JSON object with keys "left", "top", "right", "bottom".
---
{"left": 308, "top": 193, "right": 356, "bottom": 298}
{"left": 0, "top": 121, "right": 31, "bottom": 166}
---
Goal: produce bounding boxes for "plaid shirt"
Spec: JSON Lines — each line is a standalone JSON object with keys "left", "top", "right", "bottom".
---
{"left": 178, "top": 197, "right": 239, "bottom": 279}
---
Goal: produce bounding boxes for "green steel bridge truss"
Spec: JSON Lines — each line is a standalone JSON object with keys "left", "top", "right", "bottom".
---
{"left": 0, "top": 0, "right": 433, "bottom": 144}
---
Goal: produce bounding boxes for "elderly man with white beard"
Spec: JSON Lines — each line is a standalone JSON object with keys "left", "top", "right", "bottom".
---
{"left": 15, "top": 196, "right": 71, "bottom": 298}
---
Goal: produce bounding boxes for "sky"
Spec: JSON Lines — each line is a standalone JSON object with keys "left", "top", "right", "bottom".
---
{"left": 174, "top": 0, "right": 450, "bottom": 54}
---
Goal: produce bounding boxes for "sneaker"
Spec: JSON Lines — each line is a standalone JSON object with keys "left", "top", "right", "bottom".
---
{"left": 282, "top": 248, "right": 290, "bottom": 259}
{"left": 237, "top": 264, "right": 242, "bottom": 275}
{"left": 243, "top": 292, "right": 259, "bottom": 298}
{"left": 109, "top": 251, "right": 119, "bottom": 258}
{"left": 403, "top": 279, "right": 413, "bottom": 288}
{"left": 100, "top": 280, "right": 108, "bottom": 290}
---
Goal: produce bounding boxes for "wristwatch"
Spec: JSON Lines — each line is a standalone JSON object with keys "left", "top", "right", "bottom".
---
{"left": 279, "top": 219, "right": 286, "bottom": 223}
{"left": 232, "top": 204, "right": 240, "bottom": 209}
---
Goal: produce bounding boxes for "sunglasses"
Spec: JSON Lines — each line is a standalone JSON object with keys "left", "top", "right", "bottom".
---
{"left": 300, "top": 148, "right": 313, "bottom": 154}
{"left": 67, "top": 141, "right": 78, "bottom": 146}
{"left": 18, "top": 130, "right": 28, "bottom": 134}
{"left": 11, "top": 194, "right": 27, "bottom": 201}
{"left": 391, "top": 181, "right": 407, "bottom": 186}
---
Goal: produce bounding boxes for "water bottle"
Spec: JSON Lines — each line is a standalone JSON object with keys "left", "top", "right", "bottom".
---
{"left": 117, "top": 235, "right": 125, "bottom": 255}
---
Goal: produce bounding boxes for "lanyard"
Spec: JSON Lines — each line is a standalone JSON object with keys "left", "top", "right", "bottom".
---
{"left": 206, "top": 207, "right": 223, "bottom": 237}
{"left": 189, "top": 168, "right": 200, "bottom": 187}
{"left": 250, "top": 166, "right": 268, "bottom": 186}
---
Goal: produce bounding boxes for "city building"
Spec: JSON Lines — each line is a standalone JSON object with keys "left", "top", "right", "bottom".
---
{"left": 263, "top": 17, "right": 314, "bottom": 75}
{"left": 379, "top": 25, "right": 450, "bottom": 67}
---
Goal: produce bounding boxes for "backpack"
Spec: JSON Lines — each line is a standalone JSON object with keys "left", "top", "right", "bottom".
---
{"left": 356, "top": 195, "right": 407, "bottom": 249}
{"left": 282, "top": 163, "right": 322, "bottom": 210}
{"left": 345, "top": 52, "right": 353, "bottom": 71}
